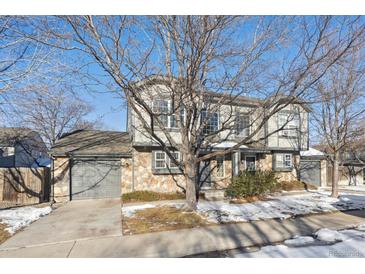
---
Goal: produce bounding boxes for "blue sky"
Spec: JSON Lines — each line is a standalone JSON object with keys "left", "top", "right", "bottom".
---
{"left": 83, "top": 91, "right": 127, "bottom": 131}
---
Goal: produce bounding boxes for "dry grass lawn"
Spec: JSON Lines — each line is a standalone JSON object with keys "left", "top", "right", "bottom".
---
{"left": 122, "top": 206, "right": 211, "bottom": 235}
{"left": 122, "top": 191, "right": 185, "bottom": 203}
{"left": 0, "top": 223, "right": 11, "bottom": 245}
{"left": 276, "top": 180, "right": 317, "bottom": 191}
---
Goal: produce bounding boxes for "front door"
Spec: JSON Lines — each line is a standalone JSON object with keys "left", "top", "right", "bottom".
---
{"left": 245, "top": 156, "right": 256, "bottom": 171}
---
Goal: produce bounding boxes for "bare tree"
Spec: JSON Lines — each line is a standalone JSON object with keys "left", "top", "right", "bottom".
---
{"left": 0, "top": 16, "right": 53, "bottom": 114}
{"left": 12, "top": 86, "right": 99, "bottom": 147}
{"left": 40, "top": 15, "right": 365, "bottom": 210}
{"left": 311, "top": 47, "right": 365, "bottom": 197}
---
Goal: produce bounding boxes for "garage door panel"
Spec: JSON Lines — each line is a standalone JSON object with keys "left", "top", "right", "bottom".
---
{"left": 300, "top": 160, "right": 321, "bottom": 186}
{"left": 71, "top": 160, "right": 121, "bottom": 200}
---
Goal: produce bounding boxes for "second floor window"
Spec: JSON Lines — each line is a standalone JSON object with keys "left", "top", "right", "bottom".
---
{"left": 152, "top": 99, "right": 184, "bottom": 129}
{"left": 278, "top": 112, "right": 300, "bottom": 137}
{"left": 236, "top": 114, "right": 250, "bottom": 137}
{"left": 201, "top": 110, "right": 219, "bottom": 134}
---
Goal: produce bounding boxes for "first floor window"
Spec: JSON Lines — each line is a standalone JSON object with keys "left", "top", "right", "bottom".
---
{"left": 0, "top": 147, "right": 15, "bottom": 157}
{"left": 154, "top": 151, "right": 167, "bottom": 169}
{"left": 216, "top": 157, "right": 225, "bottom": 177}
{"left": 154, "top": 151, "right": 181, "bottom": 169}
{"left": 245, "top": 156, "right": 256, "bottom": 171}
{"left": 275, "top": 153, "right": 292, "bottom": 169}
{"left": 169, "top": 151, "right": 180, "bottom": 168}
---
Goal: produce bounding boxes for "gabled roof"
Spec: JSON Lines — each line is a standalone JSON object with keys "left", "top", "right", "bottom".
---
{"left": 132, "top": 75, "right": 311, "bottom": 111}
{"left": 0, "top": 127, "right": 41, "bottom": 146}
{"left": 51, "top": 130, "right": 132, "bottom": 157}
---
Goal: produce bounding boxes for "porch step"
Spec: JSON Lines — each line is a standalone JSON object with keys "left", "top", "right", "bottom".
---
{"left": 202, "top": 189, "right": 226, "bottom": 201}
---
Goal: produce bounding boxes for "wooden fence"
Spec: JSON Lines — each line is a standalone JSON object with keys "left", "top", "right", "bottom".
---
{"left": 0, "top": 167, "right": 51, "bottom": 205}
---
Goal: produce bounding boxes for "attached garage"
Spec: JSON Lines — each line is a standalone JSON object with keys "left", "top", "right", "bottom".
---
{"left": 300, "top": 147, "right": 327, "bottom": 187}
{"left": 300, "top": 160, "right": 321, "bottom": 186}
{"left": 51, "top": 130, "right": 131, "bottom": 202}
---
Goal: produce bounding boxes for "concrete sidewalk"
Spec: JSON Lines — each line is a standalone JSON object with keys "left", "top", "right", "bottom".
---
{"left": 1, "top": 210, "right": 364, "bottom": 258}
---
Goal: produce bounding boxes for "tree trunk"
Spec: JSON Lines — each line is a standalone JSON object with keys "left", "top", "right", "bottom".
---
{"left": 184, "top": 159, "right": 198, "bottom": 211}
{"left": 331, "top": 152, "right": 340, "bottom": 198}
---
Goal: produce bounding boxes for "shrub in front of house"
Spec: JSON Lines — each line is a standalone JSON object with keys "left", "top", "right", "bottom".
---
{"left": 225, "top": 170, "right": 279, "bottom": 198}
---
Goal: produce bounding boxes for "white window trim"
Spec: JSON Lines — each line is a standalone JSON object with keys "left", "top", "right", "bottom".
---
{"left": 275, "top": 153, "right": 293, "bottom": 169}
{"left": 152, "top": 100, "right": 183, "bottom": 129}
{"left": 216, "top": 156, "right": 225, "bottom": 178}
{"left": 169, "top": 151, "right": 181, "bottom": 168}
{"left": 283, "top": 154, "right": 292, "bottom": 168}
{"left": 245, "top": 155, "right": 256, "bottom": 171}
{"left": 154, "top": 151, "right": 167, "bottom": 169}
{"left": 201, "top": 110, "right": 220, "bottom": 134}
{"left": 154, "top": 150, "right": 181, "bottom": 169}
{"left": 236, "top": 113, "right": 250, "bottom": 137}
{"left": 278, "top": 112, "right": 300, "bottom": 137}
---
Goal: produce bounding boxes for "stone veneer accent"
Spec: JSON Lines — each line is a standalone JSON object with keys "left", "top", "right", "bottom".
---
{"left": 53, "top": 150, "right": 303, "bottom": 202}
{"left": 52, "top": 157, "right": 70, "bottom": 203}
{"left": 122, "top": 148, "right": 185, "bottom": 194}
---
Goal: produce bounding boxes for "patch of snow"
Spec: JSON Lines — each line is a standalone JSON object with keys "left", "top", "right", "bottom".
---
{"left": 122, "top": 204, "right": 156, "bottom": 217}
{"left": 0, "top": 206, "right": 52, "bottom": 234}
{"left": 31, "top": 157, "right": 51, "bottom": 168}
{"left": 314, "top": 228, "right": 347, "bottom": 243}
{"left": 300, "top": 147, "right": 325, "bottom": 157}
{"left": 284, "top": 236, "right": 315, "bottom": 247}
{"left": 357, "top": 224, "right": 365, "bottom": 231}
{"left": 210, "top": 141, "right": 248, "bottom": 149}
{"left": 234, "top": 228, "right": 365, "bottom": 258}
{"left": 121, "top": 192, "right": 365, "bottom": 224}
{"left": 197, "top": 192, "right": 365, "bottom": 223}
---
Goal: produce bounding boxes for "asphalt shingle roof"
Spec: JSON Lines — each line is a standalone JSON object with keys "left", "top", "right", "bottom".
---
{"left": 51, "top": 130, "right": 132, "bottom": 157}
{"left": 0, "top": 127, "right": 39, "bottom": 146}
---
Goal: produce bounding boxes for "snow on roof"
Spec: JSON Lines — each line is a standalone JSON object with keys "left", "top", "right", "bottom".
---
{"left": 210, "top": 141, "right": 248, "bottom": 149}
{"left": 300, "top": 147, "right": 325, "bottom": 157}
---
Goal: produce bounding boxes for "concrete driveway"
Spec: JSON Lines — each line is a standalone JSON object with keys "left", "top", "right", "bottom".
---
{"left": 0, "top": 198, "right": 122, "bottom": 250}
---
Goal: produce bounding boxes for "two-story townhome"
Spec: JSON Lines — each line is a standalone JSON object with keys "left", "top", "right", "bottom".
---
{"left": 123, "top": 78, "right": 310, "bottom": 194}
{"left": 0, "top": 127, "right": 49, "bottom": 168}
{"left": 51, "top": 78, "right": 309, "bottom": 202}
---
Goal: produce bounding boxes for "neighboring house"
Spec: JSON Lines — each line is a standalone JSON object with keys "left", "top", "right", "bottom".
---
{"left": 302, "top": 146, "right": 365, "bottom": 187}
{"left": 337, "top": 151, "right": 365, "bottom": 186}
{"left": 51, "top": 79, "right": 311, "bottom": 202}
{"left": 0, "top": 127, "right": 48, "bottom": 168}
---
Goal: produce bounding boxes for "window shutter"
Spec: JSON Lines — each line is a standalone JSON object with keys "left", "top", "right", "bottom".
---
{"left": 273, "top": 153, "right": 277, "bottom": 171}
{"left": 152, "top": 151, "right": 155, "bottom": 169}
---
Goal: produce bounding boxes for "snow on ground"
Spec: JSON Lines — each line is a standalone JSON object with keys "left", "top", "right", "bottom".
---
{"left": 0, "top": 206, "right": 52, "bottom": 234}
{"left": 284, "top": 236, "right": 315, "bottom": 247}
{"left": 234, "top": 225, "right": 365, "bottom": 258}
{"left": 196, "top": 192, "right": 365, "bottom": 223}
{"left": 122, "top": 204, "right": 158, "bottom": 217}
{"left": 121, "top": 191, "right": 365, "bottom": 224}
{"left": 314, "top": 228, "right": 347, "bottom": 243}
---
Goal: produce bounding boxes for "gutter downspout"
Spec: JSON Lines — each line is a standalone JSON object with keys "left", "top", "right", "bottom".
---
{"left": 132, "top": 148, "right": 135, "bottom": 192}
